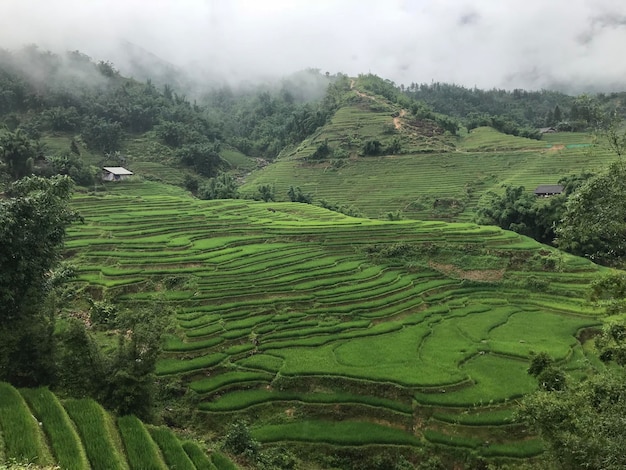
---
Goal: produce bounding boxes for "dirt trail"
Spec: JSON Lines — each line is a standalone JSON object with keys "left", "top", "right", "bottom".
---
{"left": 393, "top": 109, "right": 407, "bottom": 130}
{"left": 350, "top": 79, "right": 407, "bottom": 130}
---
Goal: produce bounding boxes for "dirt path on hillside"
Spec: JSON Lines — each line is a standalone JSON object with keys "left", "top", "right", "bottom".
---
{"left": 393, "top": 109, "right": 407, "bottom": 130}
{"left": 548, "top": 144, "right": 565, "bottom": 151}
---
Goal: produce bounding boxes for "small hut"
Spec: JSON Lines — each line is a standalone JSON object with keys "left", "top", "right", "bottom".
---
{"left": 102, "top": 167, "right": 133, "bottom": 181}
{"left": 534, "top": 184, "right": 563, "bottom": 197}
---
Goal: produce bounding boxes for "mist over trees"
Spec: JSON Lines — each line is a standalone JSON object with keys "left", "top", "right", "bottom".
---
{"left": 404, "top": 82, "right": 625, "bottom": 134}
{"left": 5, "top": 44, "right": 626, "bottom": 468}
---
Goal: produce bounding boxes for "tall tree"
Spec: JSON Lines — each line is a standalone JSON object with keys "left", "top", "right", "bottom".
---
{"left": 0, "top": 175, "right": 81, "bottom": 385}
{"left": 0, "top": 129, "right": 35, "bottom": 180}
{"left": 556, "top": 161, "right": 626, "bottom": 265}
{"left": 519, "top": 322, "right": 626, "bottom": 470}
{"left": 553, "top": 104, "right": 562, "bottom": 123}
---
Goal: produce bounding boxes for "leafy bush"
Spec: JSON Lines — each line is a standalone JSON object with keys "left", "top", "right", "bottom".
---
{"left": 81, "top": 116, "right": 123, "bottom": 152}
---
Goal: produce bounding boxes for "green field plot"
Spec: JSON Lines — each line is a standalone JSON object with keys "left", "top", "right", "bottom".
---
{"left": 211, "top": 451, "right": 240, "bottom": 470}
{"left": 0, "top": 383, "right": 53, "bottom": 467}
{"left": 423, "top": 428, "right": 543, "bottom": 457}
{"left": 432, "top": 407, "right": 515, "bottom": 426}
{"left": 199, "top": 389, "right": 412, "bottom": 413}
{"left": 251, "top": 420, "right": 420, "bottom": 446}
{"left": 65, "top": 184, "right": 606, "bottom": 459}
{"left": 20, "top": 388, "right": 89, "bottom": 470}
{"left": 118, "top": 415, "right": 168, "bottom": 470}
{"left": 182, "top": 441, "right": 218, "bottom": 470}
{"left": 414, "top": 354, "right": 537, "bottom": 406}
{"left": 64, "top": 398, "right": 129, "bottom": 470}
{"left": 190, "top": 371, "right": 274, "bottom": 394}
{"left": 487, "top": 310, "right": 599, "bottom": 360}
{"left": 458, "top": 127, "right": 547, "bottom": 152}
{"left": 242, "top": 130, "right": 615, "bottom": 221}
{"left": 148, "top": 426, "right": 196, "bottom": 470}
{"left": 156, "top": 352, "right": 228, "bottom": 375}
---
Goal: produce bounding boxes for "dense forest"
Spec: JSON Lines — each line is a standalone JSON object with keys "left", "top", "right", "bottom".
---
{"left": 3, "top": 45, "right": 626, "bottom": 469}
{"left": 404, "top": 81, "right": 626, "bottom": 133}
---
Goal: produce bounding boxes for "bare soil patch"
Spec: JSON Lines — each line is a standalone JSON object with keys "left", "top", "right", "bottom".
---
{"left": 548, "top": 144, "right": 565, "bottom": 151}
{"left": 393, "top": 109, "right": 407, "bottom": 130}
{"left": 429, "top": 262, "right": 504, "bottom": 282}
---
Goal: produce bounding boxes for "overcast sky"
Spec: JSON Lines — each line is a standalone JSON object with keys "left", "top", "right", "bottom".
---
{"left": 1, "top": 0, "right": 626, "bottom": 91}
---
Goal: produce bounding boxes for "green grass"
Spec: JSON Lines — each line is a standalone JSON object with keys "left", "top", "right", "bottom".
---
{"left": 199, "top": 389, "right": 412, "bottom": 413}
{"left": 242, "top": 128, "right": 615, "bottom": 221}
{"left": 156, "top": 353, "right": 228, "bottom": 375}
{"left": 0, "top": 383, "right": 53, "bottom": 467}
{"left": 63, "top": 398, "right": 129, "bottom": 470}
{"left": 251, "top": 420, "right": 421, "bottom": 446}
{"left": 65, "top": 178, "right": 607, "bottom": 457}
{"left": 211, "top": 451, "right": 240, "bottom": 470}
{"left": 20, "top": 388, "right": 89, "bottom": 470}
{"left": 182, "top": 441, "right": 218, "bottom": 470}
{"left": 190, "top": 371, "right": 273, "bottom": 394}
{"left": 117, "top": 415, "right": 167, "bottom": 470}
{"left": 147, "top": 426, "right": 196, "bottom": 470}
{"left": 432, "top": 407, "right": 515, "bottom": 426}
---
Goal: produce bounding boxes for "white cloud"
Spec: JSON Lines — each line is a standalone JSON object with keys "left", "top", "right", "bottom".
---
{"left": 1, "top": 0, "right": 626, "bottom": 91}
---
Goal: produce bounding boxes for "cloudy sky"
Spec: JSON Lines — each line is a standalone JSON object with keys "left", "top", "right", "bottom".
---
{"left": 1, "top": 0, "right": 626, "bottom": 91}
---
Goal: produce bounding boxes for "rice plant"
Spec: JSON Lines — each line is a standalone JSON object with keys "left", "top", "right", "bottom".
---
{"left": 0, "top": 382, "right": 53, "bottom": 467}
{"left": 147, "top": 426, "right": 195, "bottom": 470}
{"left": 181, "top": 441, "right": 217, "bottom": 470}
{"left": 63, "top": 398, "right": 129, "bottom": 470}
{"left": 251, "top": 420, "right": 420, "bottom": 446}
{"left": 210, "top": 451, "right": 239, "bottom": 470}
{"left": 117, "top": 415, "right": 167, "bottom": 470}
{"left": 20, "top": 387, "right": 89, "bottom": 470}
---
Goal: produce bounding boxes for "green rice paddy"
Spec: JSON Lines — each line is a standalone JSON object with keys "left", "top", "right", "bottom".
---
{"left": 241, "top": 125, "right": 616, "bottom": 221}
{"left": 0, "top": 382, "right": 224, "bottom": 469}
{"left": 58, "top": 178, "right": 606, "bottom": 459}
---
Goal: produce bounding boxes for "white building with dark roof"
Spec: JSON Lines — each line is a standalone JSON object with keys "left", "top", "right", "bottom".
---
{"left": 102, "top": 167, "right": 133, "bottom": 181}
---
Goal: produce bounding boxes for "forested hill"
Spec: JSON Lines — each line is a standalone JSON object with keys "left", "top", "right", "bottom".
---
{"left": 0, "top": 45, "right": 620, "bottom": 190}
{"left": 404, "top": 81, "right": 626, "bottom": 132}
{"left": 0, "top": 46, "right": 342, "bottom": 182}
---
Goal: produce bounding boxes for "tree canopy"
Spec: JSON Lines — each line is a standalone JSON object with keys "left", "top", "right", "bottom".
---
{"left": 556, "top": 161, "right": 626, "bottom": 265}
{"left": 0, "top": 175, "right": 80, "bottom": 385}
{"left": 0, "top": 175, "right": 80, "bottom": 321}
{"left": 519, "top": 321, "right": 626, "bottom": 469}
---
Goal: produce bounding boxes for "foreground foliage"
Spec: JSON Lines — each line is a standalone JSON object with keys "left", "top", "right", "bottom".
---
{"left": 0, "top": 175, "right": 80, "bottom": 386}
{"left": 557, "top": 160, "right": 626, "bottom": 265}
{"left": 519, "top": 370, "right": 626, "bottom": 470}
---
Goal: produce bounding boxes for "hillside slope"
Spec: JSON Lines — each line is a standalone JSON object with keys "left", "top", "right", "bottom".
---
{"left": 0, "top": 382, "right": 233, "bottom": 470}
{"left": 240, "top": 80, "right": 614, "bottom": 221}
{"left": 64, "top": 180, "right": 606, "bottom": 465}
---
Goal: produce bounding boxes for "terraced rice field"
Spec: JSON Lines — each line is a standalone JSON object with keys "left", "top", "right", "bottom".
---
{"left": 241, "top": 128, "right": 615, "bottom": 221}
{"left": 65, "top": 182, "right": 605, "bottom": 458}
{"left": 0, "top": 382, "right": 223, "bottom": 469}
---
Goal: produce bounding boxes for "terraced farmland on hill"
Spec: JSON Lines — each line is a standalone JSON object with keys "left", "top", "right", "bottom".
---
{"left": 240, "top": 80, "right": 612, "bottom": 222}
{"left": 0, "top": 382, "right": 224, "bottom": 470}
{"left": 65, "top": 182, "right": 606, "bottom": 460}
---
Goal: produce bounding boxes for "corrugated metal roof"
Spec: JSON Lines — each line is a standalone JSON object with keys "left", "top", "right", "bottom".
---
{"left": 102, "top": 167, "right": 133, "bottom": 175}
{"left": 534, "top": 184, "right": 563, "bottom": 195}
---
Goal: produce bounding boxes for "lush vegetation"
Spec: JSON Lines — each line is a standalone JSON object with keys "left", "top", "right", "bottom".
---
{"left": 0, "top": 383, "right": 229, "bottom": 470}
{"left": 3, "top": 44, "right": 626, "bottom": 469}
{"left": 58, "top": 184, "right": 605, "bottom": 468}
